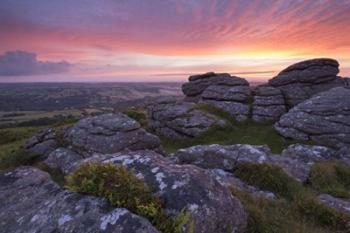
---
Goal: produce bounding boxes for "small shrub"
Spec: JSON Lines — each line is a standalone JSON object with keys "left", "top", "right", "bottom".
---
{"left": 308, "top": 162, "right": 350, "bottom": 198}
{"left": 66, "top": 162, "right": 192, "bottom": 233}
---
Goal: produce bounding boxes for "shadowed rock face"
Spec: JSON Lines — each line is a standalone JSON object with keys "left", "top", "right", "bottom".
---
{"left": 268, "top": 58, "right": 349, "bottom": 108}
{"left": 65, "top": 113, "right": 161, "bottom": 154}
{"left": 275, "top": 87, "right": 350, "bottom": 148}
{"left": 75, "top": 150, "right": 247, "bottom": 233}
{"left": 0, "top": 167, "right": 159, "bottom": 233}
{"left": 148, "top": 100, "right": 226, "bottom": 139}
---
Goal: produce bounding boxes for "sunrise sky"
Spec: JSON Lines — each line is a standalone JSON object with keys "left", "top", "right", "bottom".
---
{"left": 1, "top": 0, "right": 350, "bottom": 82}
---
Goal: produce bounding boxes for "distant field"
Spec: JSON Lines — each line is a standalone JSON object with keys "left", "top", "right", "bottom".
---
{"left": 0, "top": 82, "right": 182, "bottom": 111}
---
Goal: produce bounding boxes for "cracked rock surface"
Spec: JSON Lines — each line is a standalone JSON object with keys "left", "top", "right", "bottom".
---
{"left": 148, "top": 99, "right": 226, "bottom": 139}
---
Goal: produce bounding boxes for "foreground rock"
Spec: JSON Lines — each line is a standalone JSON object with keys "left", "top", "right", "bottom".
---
{"left": 275, "top": 87, "right": 350, "bottom": 148}
{"left": 148, "top": 99, "right": 226, "bottom": 139}
{"left": 252, "top": 85, "right": 286, "bottom": 123}
{"left": 269, "top": 58, "right": 349, "bottom": 108}
{"left": 65, "top": 113, "right": 161, "bottom": 154}
{"left": 0, "top": 167, "right": 159, "bottom": 233}
{"left": 173, "top": 144, "right": 339, "bottom": 182}
{"left": 182, "top": 72, "right": 251, "bottom": 121}
{"left": 76, "top": 150, "right": 247, "bottom": 233}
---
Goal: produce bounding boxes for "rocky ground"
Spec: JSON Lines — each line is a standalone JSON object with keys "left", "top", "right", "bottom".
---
{"left": 1, "top": 58, "right": 350, "bottom": 233}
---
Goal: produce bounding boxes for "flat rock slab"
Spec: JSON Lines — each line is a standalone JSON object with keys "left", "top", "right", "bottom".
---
{"left": 0, "top": 167, "right": 159, "bottom": 233}
{"left": 275, "top": 87, "right": 350, "bottom": 148}
{"left": 182, "top": 72, "right": 248, "bottom": 97}
{"left": 172, "top": 144, "right": 339, "bottom": 182}
{"left": 75, "top": 150, "right": 247, "bottom": 233}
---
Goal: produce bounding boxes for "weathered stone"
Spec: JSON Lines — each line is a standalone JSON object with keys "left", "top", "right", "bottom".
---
{"left": 148, "top": 101, "right": 226, "bottom": 139}
{"left": 318, "top": 194, "right": 350, "bottom": 214}
{"left": 202, "top": 85, "right": 251, "bottom": 102}
{"left": 202, "top": 100, "right": 250, "bottom": 122}
{"left": 275, "top": 87, "right": 350, "bottom": 148}
{"left": 0, "top": 167, "right": 159, "bottom": 233}
{"left": 66, "top": 113, "right": 161, "bottom": 154}
{"left": 268, "top": 58, "right": 348, "bottom": 108}
{"left": 25, "top": 128, "right": 57, "bottom": 157}
{"left": 182, "top": 72, "right": 248, "bottom": 97}
{"left": 75, "top": 150, "right": 247, "bottom": 233}
{"left": 44, "top": 148, "right": 83, "bottom": 174}
{"left": 252, "top": 85, "right": 286, "bottom": 123}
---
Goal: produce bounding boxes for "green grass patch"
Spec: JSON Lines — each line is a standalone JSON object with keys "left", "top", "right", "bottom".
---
{"left": 66, "top": 162, "right": 194, "bottom": 233}
{"left": 232, "top": 163, "right": 350, "bottom": 232}
{"left": 230, "top": 187, "right": 342, "bottom": 233}
{"left": 161, "top": 103, "right": 303, "bottom": 153}
{"left": 308, "top": 161, "right": 350, "bottom": 198}
{"left": 123, "top": 107, "right": 148, "bottom": 128}
{"left": 0, "top": 127, "right": 42, "bottom": 145}
{"left": 0, "top": 143, "right": 41, "bottom": 171}
{"left": 234, "top": 163, "right": 304, "bottom": 200}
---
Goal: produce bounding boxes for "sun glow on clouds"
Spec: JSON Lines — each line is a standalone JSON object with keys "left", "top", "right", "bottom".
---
{"left": 0, "top": 0, "right": 350, "bottom": 82}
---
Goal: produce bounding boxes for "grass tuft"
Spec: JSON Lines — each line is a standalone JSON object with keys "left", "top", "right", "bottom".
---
{"left": 308, "top": 161, "right": 350, "bottom": 198}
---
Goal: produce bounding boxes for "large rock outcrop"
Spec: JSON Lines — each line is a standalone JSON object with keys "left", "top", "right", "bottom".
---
{"left": 74, "top": 150, "right": 247, "bottom": 233}
{"left": 0, "top": 167, "right": 159, "bottom": 233}
{"left": 275, "top": 87, "right": 350, "bottom": 148}
{"left": 182, "top": 72, "right": 251, "bottom": 121}
{"left": 65, "top": 113, "right": 161, "bottom": 154}
{"left": 268, "top": 58, "right": 349, "bottom": 108}
{"left": 252, "top": 85, "right": 286, "bottom": 123}
{"left": 148, "top": 99, "right": 226, "bottom": 139}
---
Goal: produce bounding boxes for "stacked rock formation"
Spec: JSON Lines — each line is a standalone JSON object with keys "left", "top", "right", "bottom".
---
{"left": 182, "top": 72, "right": 251, "bottom": 121}
{"left": 268, "top": 58, "right": 349, "bottom": 108}
{"left": 252, "top": 85, "right": 286, "bottom": 123}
